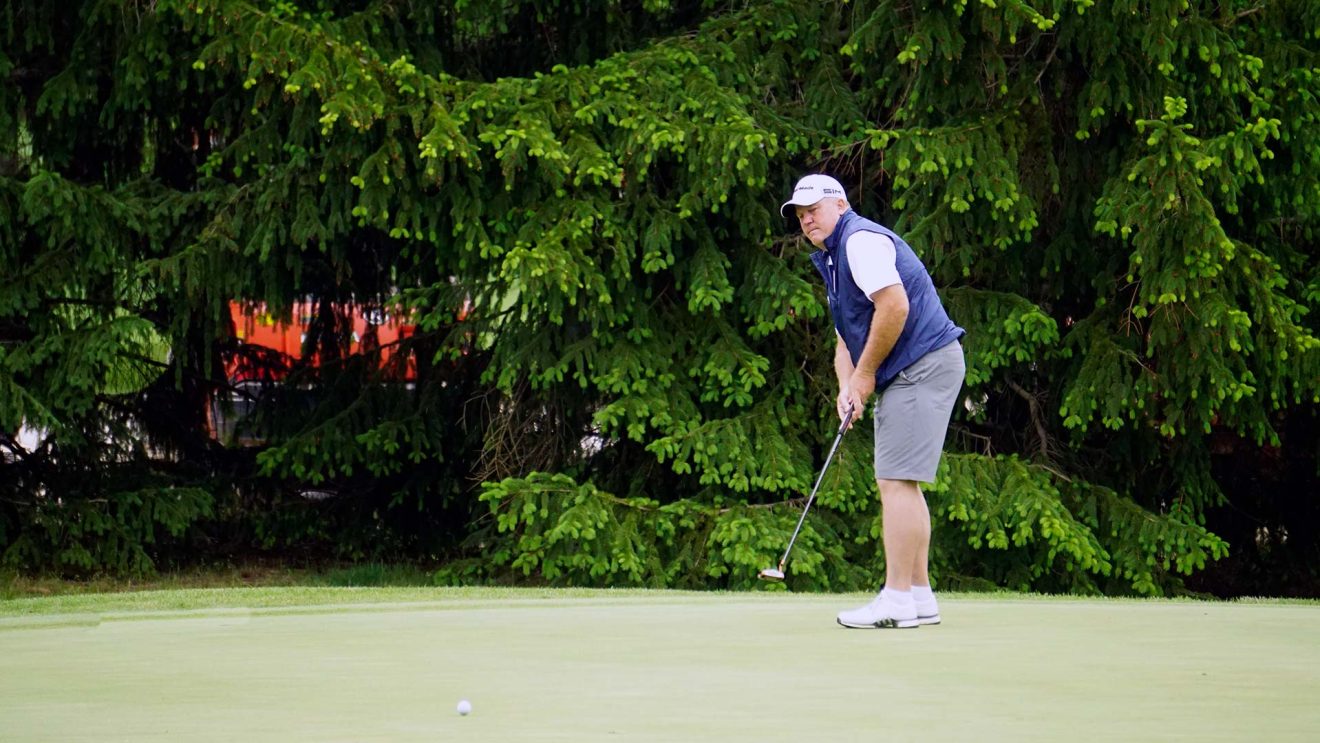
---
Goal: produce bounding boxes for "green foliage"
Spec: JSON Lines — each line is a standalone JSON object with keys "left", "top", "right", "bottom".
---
{"left": 475, "top": 473, "right": 700, "bottom": 587}
{"left": 2, "top": 486, "right": 212, "bottom": 576}
{"left": 2, "top": 0, "right": 1316, "bottom": 595}
{"left": 930, "top": 454, "right": 1228, "bottom": 595}
{"left": 943, "top": 288, "right": 1065, "bottom": 388}
{"left": 461, "top": 471, "right": 868, "bottom": 591}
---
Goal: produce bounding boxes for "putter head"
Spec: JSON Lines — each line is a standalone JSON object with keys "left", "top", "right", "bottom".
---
{"left": 757, "top": 567, "right": 785, "bottom": 582}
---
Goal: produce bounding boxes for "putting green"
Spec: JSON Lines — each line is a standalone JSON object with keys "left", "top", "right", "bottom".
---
{"left": 1, "top": 590, "right": 1317, "bottom": 741}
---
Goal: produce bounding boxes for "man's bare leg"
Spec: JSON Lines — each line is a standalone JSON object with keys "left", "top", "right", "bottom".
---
{"left": 878, "top": 478, "right": 928, "bottom": 592}
{"left": 911, "top": 484, "right": 931, "bottom": 587}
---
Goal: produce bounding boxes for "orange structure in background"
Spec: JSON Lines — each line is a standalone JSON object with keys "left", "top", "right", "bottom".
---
{"left": 226, "top": 300, "right": 418, "bottom": 382}
{"left": 210, "top": 301, "right": 419, "bottom": 446}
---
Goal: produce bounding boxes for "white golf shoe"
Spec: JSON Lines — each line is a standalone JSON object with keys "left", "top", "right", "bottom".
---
{"left": 914, "top": 593, "right": 941, "bottom": 626}
{"left": 836, "top": 589, "right": 919, "bottom": 629}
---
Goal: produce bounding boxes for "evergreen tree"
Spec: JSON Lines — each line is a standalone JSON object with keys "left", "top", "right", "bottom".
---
{"left": 1, "top": 0, "right": 1315, "bottom": 595}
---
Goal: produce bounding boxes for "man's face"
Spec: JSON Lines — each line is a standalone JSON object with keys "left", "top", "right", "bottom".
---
{"left": 794, "top": 198, "right": 848, "bottom": 247}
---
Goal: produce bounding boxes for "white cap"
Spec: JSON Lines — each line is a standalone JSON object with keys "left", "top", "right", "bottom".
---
{"left": 780, "top": 174, "right": 847, "bottom": 216}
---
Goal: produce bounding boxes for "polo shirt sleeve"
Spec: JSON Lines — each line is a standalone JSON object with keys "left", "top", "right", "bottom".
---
{"left": 844, "top": 231, "right": 901, "bottom": 297}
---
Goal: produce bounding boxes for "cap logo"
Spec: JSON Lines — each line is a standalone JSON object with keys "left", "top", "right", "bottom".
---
{"left": 780, "top": 174, "right": 847, "bottom": 216}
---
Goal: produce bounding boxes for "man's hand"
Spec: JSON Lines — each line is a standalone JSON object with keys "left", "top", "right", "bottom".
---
{"left": 845, "top": 369, "right": 875, "bottom": 426}
{"left": 836, "top": 387, "right": 855, "bottom": 425}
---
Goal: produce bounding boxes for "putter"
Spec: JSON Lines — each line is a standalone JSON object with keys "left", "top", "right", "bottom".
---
{"left": 758, "top": 405, "right": 854, "bottom": 582}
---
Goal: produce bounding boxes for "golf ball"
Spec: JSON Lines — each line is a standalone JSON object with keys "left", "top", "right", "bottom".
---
{"left": 457, "top": 699, "right": 472, "bottom": 716}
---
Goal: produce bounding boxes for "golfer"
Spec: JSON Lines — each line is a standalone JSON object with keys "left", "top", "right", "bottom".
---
{"left": 781, "top": 174, "right": 965, "bottom": 629}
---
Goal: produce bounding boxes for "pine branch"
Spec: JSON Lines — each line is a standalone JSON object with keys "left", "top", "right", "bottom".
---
{"left": 1007, "top": 378, "right": 1052, "bottom": 464}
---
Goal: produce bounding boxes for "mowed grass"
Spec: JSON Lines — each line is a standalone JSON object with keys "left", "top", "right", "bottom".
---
{"left": 2, "top": 588, "right": 1318, "bottom": 742}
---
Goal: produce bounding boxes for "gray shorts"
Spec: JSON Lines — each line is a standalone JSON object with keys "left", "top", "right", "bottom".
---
{"left": 873, "top": 341, "right": 965, "bottom": 483}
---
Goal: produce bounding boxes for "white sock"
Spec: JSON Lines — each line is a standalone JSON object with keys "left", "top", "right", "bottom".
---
{"left": 911, "top": 584, "right": 935, "bottom": 601}
{"left": 882, "top": 588, "right": 914, "bottom": 605}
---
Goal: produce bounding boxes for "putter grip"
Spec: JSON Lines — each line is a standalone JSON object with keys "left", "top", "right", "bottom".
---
{"left": 839, "top": 403, "right": 855, "bottom": 434}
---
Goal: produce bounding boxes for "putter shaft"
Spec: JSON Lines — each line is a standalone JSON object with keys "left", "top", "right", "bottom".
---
{"left": 765, "top": 407, "right": 853, "bottom": 579}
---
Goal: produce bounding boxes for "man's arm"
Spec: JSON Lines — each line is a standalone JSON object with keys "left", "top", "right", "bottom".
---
{"left": 834, "top": 334, "right": 855, "bottom": 422}
{"left": 843, "top": 284, "right": 909, "bottom": 421}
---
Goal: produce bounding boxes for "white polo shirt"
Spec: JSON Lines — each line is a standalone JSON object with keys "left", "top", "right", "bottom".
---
{"left": 845, "top": 231, "right": 902, "bottom": 297}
